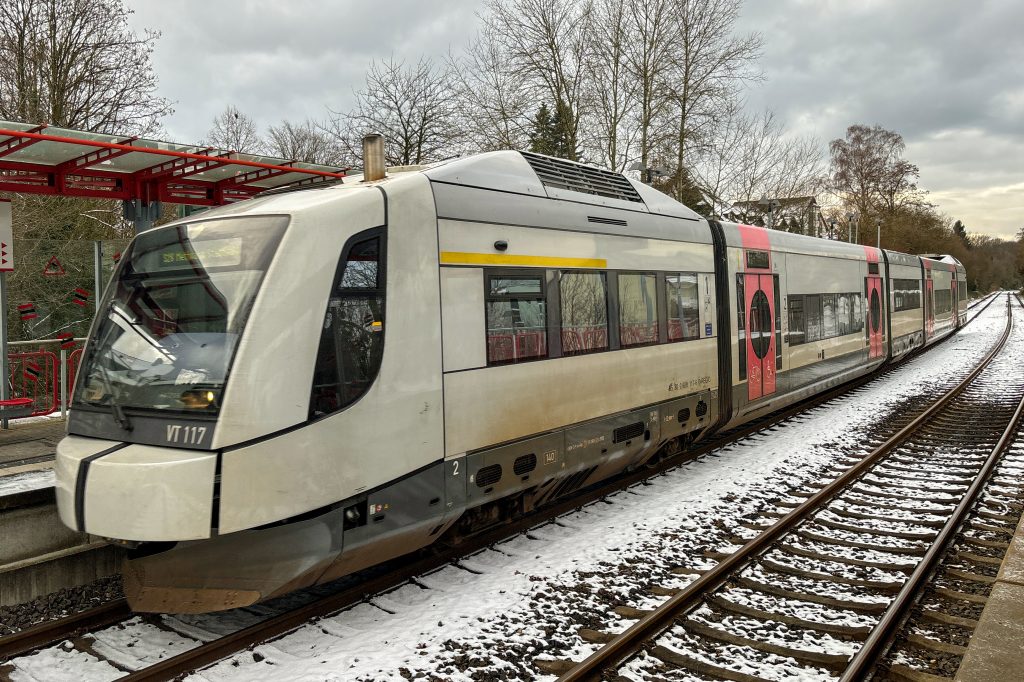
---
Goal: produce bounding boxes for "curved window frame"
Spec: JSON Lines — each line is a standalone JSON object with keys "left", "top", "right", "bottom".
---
{"left": 308, "top": 226, "right": 387, "bottom": 421}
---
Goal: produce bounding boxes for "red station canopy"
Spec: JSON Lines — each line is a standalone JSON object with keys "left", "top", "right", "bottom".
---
{"left": 0, "top": 121, "right": 349, "bottom": 206}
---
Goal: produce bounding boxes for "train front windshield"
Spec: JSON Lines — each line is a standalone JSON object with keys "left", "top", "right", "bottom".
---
{"left": 75, "top": 216, "right": 288, "bottom": 416}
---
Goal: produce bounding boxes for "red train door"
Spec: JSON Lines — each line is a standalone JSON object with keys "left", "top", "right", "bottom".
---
{"left": 864, "top": 247, "right": 883, "bottom": 358}
{"left": 865, "top": 276, "right": 883, "bottom": 358}
{"left": 745, "top": 272, "right": 776, "bottom": 401}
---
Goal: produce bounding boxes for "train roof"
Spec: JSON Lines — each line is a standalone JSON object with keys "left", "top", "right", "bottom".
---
{"left": 883, "top": 249, "right": 921, "bottom": 267}
{"left": 424, "top": 151, "right": 714, "bottom": 244}
{"left": 718, "top": 221, "right": 877, "bottom": 260}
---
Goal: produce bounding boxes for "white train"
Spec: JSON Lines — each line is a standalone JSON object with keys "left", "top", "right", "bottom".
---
{"left": 55, "top": 148, "right": 968, "bottom": 612}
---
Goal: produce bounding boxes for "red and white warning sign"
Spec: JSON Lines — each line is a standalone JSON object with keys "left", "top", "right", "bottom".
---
{"left": 42, "top": 255, "right": 65, "bottom": 276}
{"left": 0, "top": 199, "right": 12, "bottom": 272}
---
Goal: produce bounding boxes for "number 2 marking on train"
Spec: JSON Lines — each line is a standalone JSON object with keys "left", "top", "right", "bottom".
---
{"left": 451, "top": 461, "right": 460, "bottom": 476}
{"left": 166, "top": 424, "right": 207, "bottom": 445}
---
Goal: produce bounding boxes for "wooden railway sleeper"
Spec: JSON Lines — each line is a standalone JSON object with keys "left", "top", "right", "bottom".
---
{"left": 859, "top": 472, "right": 971, "bottom": 493}
{"left": 810, "top": 516, "right": 936, "bottom": 540}
{"left": 961, "top": 534, "right": 1011, "bottom": 550}
{"left": 679, "top": 617, "right": 851, "bottom": 671}
{"left": 847, "top": 484, "right": 956, "bottom": 503}
{"left": 945, "top": 567, "right": 996, "bottom": 584}
{"left": 794, "top": 528, "right": 927, "bottom": 555}
{"left": 649, "top": 646, "right": 773, "bottom": 682}
{"left": 776, "top": 542, "right": 917, "bottom": 573}
{"left": 732, "top": 575, "right": 887, "bottom": 615}
{"left": 706, "top": 594, "right": 873, "bottom": 640}
{"left": 836, "top": 493, "right": 953, "bottom": 516}
{"left": 933, "top": 585, "right": 988, "bottom": 604}
{"left": 758, "top": 558, "right": 904, "bottom": 591}
{"left": 820, "top": 505, "right": 948, "bottom": 528}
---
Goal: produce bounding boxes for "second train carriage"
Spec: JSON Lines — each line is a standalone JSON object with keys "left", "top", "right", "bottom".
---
{"left": 54, "top": 149, "right": 968, "bottom": 612}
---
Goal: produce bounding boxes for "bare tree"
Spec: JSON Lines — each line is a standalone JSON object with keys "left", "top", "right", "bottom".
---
{"left": 829, "top": 124, "right": 926, "bottom": 218}
{"left": 483, "top": 0, "right": 594, "bottom": 161}
{"left": 205, "top": 105, "right": 262, "bottom": 153}
{"left": 266, "top": 119, "right": 343, "bottom": 165}
{"left": 450, "top": 28, "right": 533, "bottom": 152}
{"left": 622, "top": 0, "right": 675, "bottom": 170}
{"left": 585, "top": 0, "right": 637, "bottom": 170}
{"left": 720, "top": 110, "right": 823, "bottom": 204}
{"left": 0, "top": 0, "right": 171, "bottom": 134}
{"left": 329, "top": 56, "right": 460, "bottom": 166}
{"left": 663, "top": 0, "right": 762, "bottom": 200}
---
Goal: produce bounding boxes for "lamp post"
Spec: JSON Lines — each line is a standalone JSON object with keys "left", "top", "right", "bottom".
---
{"left": 876, "top": 218, "right": 882, "bottom": 249}
{"left": 829, "top": 218, "right": 837, "bottom": 240}
{"left": 846, "top": 212, "right": 854, "bottom": 242}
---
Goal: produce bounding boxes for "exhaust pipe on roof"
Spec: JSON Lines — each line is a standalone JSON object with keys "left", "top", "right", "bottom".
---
{"left": 362, "top": 134, "right": 386, "bottom": 181}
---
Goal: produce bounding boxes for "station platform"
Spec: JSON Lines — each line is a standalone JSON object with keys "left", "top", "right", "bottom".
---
{"left": 956, "top": 510, "right": 1024, "bottom": 680}
{"left": 0, "top": 417, "right": 64, "bottom": 469}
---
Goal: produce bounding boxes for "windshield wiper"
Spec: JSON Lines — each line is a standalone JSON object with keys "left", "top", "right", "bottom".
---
{"left": 90, "top": 305, "right": 133, "bottom": 432}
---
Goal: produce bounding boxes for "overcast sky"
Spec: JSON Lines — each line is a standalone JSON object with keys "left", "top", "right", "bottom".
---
{"left": 129, "top": 0, "right": 1022, "bottom": 239}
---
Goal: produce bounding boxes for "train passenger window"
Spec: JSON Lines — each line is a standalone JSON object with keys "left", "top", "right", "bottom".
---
{"left": 822, "top": 294, "right": 837, "bottom": 338}
{"left": 788, "top": 297, "right": 805, "bottom": 345}
{"left": 934, "top": 288, "right": 952, "bottom": 314}
{"left": 485, "top": 273, "right": 548, "bottom": 364}
{"left": 666, "top": 273, "right": 699, "bottom": 342}
{"left": 851, "top": 292, "right": 864, "bottom": 332}
{"left": 959, "top": 280, "right": 966, "bottom": 303}
{"left": 619, "top": 273, "right": 658, "bottom": 347}
{"left": 837, "top": 294, "right": 852, "bottom": 335}
{"left": 805, "top": 295, "right": 821, "bottom": 342}
{"left": 892, "top": 279, "right": 922, "bottom": 312}
{"left": 560, "top": 271, "right": 608, "bottom": 355}
{"left": 310, "top": 230, "right": 385, "bottom": 419}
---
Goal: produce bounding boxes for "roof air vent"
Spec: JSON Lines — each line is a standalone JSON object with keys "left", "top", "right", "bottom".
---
{"left": 521, "top": 151, "right": 644, "bottom": 203}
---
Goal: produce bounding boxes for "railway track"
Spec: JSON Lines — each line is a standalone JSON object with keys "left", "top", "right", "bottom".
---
{"left": 0, "top": 293, "right": 1007, "bottom": 680}
{"left": 548, "top": 293, "right": 1024, "bottom": 681}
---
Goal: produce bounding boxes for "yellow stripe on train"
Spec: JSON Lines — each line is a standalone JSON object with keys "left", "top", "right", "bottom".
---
{"left": 439, "top": 251, "right": 607, "bottom": 269}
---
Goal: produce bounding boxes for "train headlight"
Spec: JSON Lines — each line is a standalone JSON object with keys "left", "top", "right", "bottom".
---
{"left": 179, "top": 388, "right": 218, "bottom": 409}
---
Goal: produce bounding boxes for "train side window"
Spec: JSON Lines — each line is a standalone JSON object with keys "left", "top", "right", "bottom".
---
{"left": 805, "top": 294, "right": 821, "bottom": 342}
{"left": 959, "top": 280, "right": 966, "bottom": 302}
{"left": 837, "top": 293, "right": 852, "bottom": 335}
{"left": 852, "top": 292, "right": 864, "bottom": 332}
{"left": 485, "top": 272, "right": 548, "bottom": 365}
{"left": 619, "top": 273, "right": 658, "bottom": 347}
{"left": 822, "top": 294, "right": 837, "bottom": 338}
{"left": 560, "top": 271, "right": 608, "bottom": 355}
{"left": 309, "top": 230, "right": 385, "bottom": 419}
{"left": 892, "top": 279, "right": 922, "bottom": 312}
{"left": 666, "top": 273, "right": 699, "bottom": 342}
{"left": 788, "top": 296, "right": 805, "bottom": 345}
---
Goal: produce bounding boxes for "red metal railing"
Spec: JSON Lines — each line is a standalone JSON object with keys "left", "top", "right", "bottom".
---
{"left": 4, "top": 340, "right": 85, "bottom": 420}
{"left": 7, "top": 350, "right": 59, "bottom": 416}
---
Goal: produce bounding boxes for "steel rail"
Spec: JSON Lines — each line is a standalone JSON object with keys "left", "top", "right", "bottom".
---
{"left": 0, "top": 293, "right": 1001, "bottom": 674}
{"left": 557, "top": 294, "right": 1013, "bottom": 682}
{"left": 0, "top": 598, "right": 130, "bottom": 660}
{"left": 841, "top": 294, "right": 1023, "bottom": 680}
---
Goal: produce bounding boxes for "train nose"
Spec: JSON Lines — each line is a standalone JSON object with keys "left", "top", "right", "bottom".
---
{"left": 55, "top": 434, "right": 217, "bottom": 541}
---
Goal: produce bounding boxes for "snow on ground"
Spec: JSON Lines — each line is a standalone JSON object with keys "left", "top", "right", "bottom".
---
{"left": 182, "top": 301, "right": 1009, "bottom": 681}
{"left": 4, "top": 295, "right": 1010, "bottom": 682}
{"left": 0, "top": 469, "right": 54, "bottom": 496}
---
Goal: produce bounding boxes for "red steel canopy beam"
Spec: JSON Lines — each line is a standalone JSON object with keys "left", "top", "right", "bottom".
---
{"left": 0, "top": 127, "right": 348, "bottom": 206}
{"left": 54, "top": 136, "right": 139, "bottom": 172}
{"left": 0, "top": 129, "right": 345, "bottom": 180}
{"left": 0, "top": 125, "right": 46, "bottom": 159}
